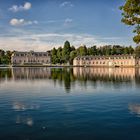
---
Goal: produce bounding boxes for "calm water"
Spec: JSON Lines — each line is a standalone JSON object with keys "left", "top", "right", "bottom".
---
{"left": 0, "top": 67, "right": 140, "bottom": 140}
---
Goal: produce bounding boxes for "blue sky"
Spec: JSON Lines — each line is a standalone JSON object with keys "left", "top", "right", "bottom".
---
{"left": 0, "top": 0, "right": 135, "bottom": 51}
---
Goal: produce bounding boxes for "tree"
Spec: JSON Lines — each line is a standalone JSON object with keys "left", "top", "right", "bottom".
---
{"left": 0, "top": 49, "right": 5, "bottom": 57}
{"left": 78, "top": 45, "right": 87, "bottom": 56}
{"left": 87, "top": 46, "right": 97, "bottom": 55}
{"left": 128, "top": 46, "right": 134, "bottom": 54}
{"left": 124, "top": 47, "right": 129, "bottom": 54}
{"left": 51, "top": 48, "right": 57, "bottom": 64}
{"left": 120, "top": 0, "right": 140, "bottom": 44}
{"left": 135, "top": 46, "right": 140, "bottom": 56}
{"left": 62, "top": 41, "right": 71, "bottom": 63}
{"left": 70, "top": 46, "right": 76, "bottom": 51}
{"left": 0, "top": 50, "right": 5, "bottom": 64}
{"left": 105, "top": 45, "right": 112, "bottom": 55}
{"left": 70, "top": 50, "right": 77, "bottom": 64}
{"left": 57, "top": 47, "right": 62, "bottom": 63}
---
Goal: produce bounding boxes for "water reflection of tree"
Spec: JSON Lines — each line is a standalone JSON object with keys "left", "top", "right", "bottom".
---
{"left": 50, "top": 67, "right": 137, "bottom": 92}
{"left": 1, "top": 67, "right": 140, "bottom": 92}
{"left": 0, "top": 68, "right": 12, "bottom": 82}
{"left": 135, "top": 68, "right": 140, "bottom": 86}
{"left": 51, "top": 68, "right": 76, "bottom": 93}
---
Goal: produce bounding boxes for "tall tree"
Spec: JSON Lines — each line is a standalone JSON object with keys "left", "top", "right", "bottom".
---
{"left": 120, "top": 0, "right": 140, "bottom": 44}
{"left": 51, "top": 48, "right": 58, "bottom": 64}
{"left": 62, "top": 41, "right": 71, "bottom": 63}
{"left": 57, "top": 47, "right": 62, "bottom": 63}
{"left": 70, "top": 50, "right": 77, "bottom": 64}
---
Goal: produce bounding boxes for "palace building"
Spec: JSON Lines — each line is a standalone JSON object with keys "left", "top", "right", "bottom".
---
{"left": 73, "top": 55, "right": 140, "bottom": 67}
{"left": 11, "top": 51, "right": 51, "bottom": 65}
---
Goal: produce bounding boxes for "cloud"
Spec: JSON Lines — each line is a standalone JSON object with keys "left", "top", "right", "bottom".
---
{"left": 9, "top": 2, "right": 31, "bottom": 12}
{"left": 0, "top": 28, "right": 134, "bottom": 51}
{"left": 10, "top": 18, "right": 38, "bottom": 26}
{"left": 60, "top": 1, "right": 74, "bottom": 8}
{"left": 0, "top": 33, "right": 109, "bottom": 51}
{"left": 64, "top": 18, "right": 73, "bottom": 26}
{"left": 40, "top": 18, "right": 73, "bottom": 26}
{"left": 64, "top": 18, "right": 73, "bottom": 23}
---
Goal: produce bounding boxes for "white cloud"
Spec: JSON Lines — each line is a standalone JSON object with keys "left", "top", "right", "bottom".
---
{"left": 24, "top": 2, "right": 32, "bottom": 10}
{"left": 60, "top": 1, "right": 74, "bottom": 8}
{"left": 0, "top": 33, "right": 109, "bottom": 51}
{"left": 64, "top": 18, "right": 73, "bottom": 23}
{"left": 0, "top": 29, "right": 134, "bottom": 51}
{"left": 10, "top": 18, "right": 38, "bottom": 26}
{"left": 9, "top": 2, "right": 31, "bottom": 12}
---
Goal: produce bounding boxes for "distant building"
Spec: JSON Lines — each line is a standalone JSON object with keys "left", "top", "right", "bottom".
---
{"left": 11, "top": 51, "right": 51, "bottom": 65}
{"left": 73, "top": 55, "right": 140, "bottom": 67}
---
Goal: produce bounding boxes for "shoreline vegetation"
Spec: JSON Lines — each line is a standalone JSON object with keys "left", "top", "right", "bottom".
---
{"left": 0, "top": 41, "right": 140, "bottom": 67}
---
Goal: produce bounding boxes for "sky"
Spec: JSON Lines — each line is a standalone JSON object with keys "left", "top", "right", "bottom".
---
{"left": 0, "top": 0, "right": 136, "bottom": 51}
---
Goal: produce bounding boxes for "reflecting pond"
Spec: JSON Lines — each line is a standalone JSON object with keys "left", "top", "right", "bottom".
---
{"left": 0, "top": 67, "right": 140, "bottom": 140}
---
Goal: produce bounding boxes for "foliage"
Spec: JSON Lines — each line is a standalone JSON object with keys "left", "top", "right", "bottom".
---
{"left": 0, "top": 50, "right": 12, "bottom": 64}
{"left": 50, "top": 41, "right": 136, "bottom": 64}
{"left": 135, "top": 46, "right": 140, "bottom": 56}
{"left": 120, "top": 0, "right": 140, "bottom": 44}
{"left": 62, "top": 41, "right": 71, "bottom": 63}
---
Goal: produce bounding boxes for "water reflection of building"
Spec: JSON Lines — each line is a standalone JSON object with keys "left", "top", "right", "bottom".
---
{"left": 73, "top": 67, "right": 139, "bottom": 81}
{"left": 12, "top": 67, "right": 51, "bottom": 80}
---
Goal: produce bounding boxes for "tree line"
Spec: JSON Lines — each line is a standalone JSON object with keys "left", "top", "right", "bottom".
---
{"left": 0, "top": 41, "right": 140, "bottom": 65}
{"left": 51, "top": 41, "right": 140, "bottom": 64}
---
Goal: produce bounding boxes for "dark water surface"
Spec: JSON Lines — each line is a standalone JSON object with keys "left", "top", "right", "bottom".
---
{"left": 0, "top": 67, "right": 140, "bottom": 140}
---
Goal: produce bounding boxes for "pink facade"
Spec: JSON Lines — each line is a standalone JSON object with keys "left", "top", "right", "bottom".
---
{"left": 73, "top": 55, "right": 139, "bottom": 67}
